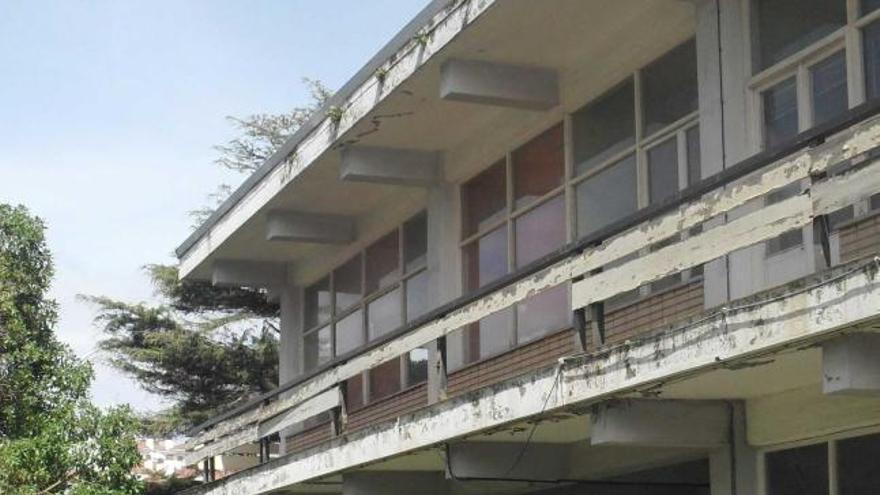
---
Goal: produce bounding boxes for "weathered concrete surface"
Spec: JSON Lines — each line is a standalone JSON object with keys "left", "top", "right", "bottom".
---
{"left": 590, "top": 400, "right": 729, "bottom": 448}
{"left": 265, "top": 211, "right": 355, "bottom": 244}
{"left": 182, "top": 259, "right": 880, "bottom": 495}
{"left": 211, "top": 260, "right": 286, "bottom": 289}
{"left": 822, "top": 333, "right": 880, "bottom": 396}
{"left": 340, "top": 146, "right": 442, "bottom": 186}
{"left": 447, "top": 442, "right": 571, "bottom": 480}
{"left": 439, "top": 58, "right": 559, "bottom": 110}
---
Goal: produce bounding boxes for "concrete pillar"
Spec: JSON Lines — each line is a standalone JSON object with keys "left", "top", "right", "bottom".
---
{"left": 278, "top": 285, "right": 303, "bottom": 455}
{"left": 340, "top": 146, "right": 442, "bottom": 186}
{"left": 823, "top": 333, "right": 880, "bottom": 396}
{"left": 708, "top": 402, "right": 757, "bottom": 495}
{"left": 439, "top": 58, "right": 559, "bottom": 110}
{"left": 343, "top": 471, "right": 449, "bottom": 495}
{"left": 426, "top": 181, "right": 461, "bottom": 404}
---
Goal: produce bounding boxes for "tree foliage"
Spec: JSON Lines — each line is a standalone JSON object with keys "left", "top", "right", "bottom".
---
{"left": 88, "top": 78, "right": 332, "bottom": 436}
{"left": 0, "top": 204, "right": 141, "bottom": 495}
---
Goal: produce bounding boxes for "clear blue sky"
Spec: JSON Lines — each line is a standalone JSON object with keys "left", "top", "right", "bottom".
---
{"left": 0, "top": 0, "right": 425, "bottom": 411}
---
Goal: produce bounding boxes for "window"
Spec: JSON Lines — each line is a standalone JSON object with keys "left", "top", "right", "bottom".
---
{"left": 866, "top": 0, "right": 880, "bottom": 16}
{"left": 574, "top": 39, "right": 699, "bottom": 238}
{"left": 762, "top": 77, "right": 799, "bottom": 148}
{"left": 864, "top": 20, "right": 880, "bottom": 100}
{"left": 302, "top": 211, "right": 429, "bottom": 404}
{"left": 766, "top": 443, "right": 829, "bottom": 495}
{"left": 752, "top": 0, "right": 846, "bottom": 71}
{"left": 810, "top": 51, "right": 848, "bottom": 126}
{"left": 458, "top": 123, "right": 570, "bottom": 367}
{"left": 764, "top": 433, "right": 880, "bottom": 495}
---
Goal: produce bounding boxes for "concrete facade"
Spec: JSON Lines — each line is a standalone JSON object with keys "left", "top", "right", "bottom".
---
{"left": 177, "top": 1, "right": 880, "bottom": 494}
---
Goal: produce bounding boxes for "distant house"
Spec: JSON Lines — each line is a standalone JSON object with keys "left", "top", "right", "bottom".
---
{"left": 177, "top": 1, "right": 880, "bottom": 494}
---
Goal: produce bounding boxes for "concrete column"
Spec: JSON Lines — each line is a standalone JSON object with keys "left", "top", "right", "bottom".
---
{"left": 426, "top": 181, "right": 461, "bottom": 404}
{"left": 708, "top": 402, "right": 756, "bottom": 495}
{"left": 278, "top": 285, "right": 303, "bottom": 455}
{"left": 343, "top": 471, "right": 449, "bottom": 495}
{"left": 279, "top": 285, "right": 304, "bottom": 383}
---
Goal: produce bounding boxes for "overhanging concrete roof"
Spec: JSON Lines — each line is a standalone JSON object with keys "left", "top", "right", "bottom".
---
{"left": 175, "top": 0, "right": 489, "bottom": 263}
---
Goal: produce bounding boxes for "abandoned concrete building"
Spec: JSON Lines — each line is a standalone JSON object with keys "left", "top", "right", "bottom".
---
{"left": 176, "top": 0, "right": 880, "bottom": 493}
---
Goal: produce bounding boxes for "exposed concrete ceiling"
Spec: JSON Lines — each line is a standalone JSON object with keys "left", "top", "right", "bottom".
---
{"left": 182, "top": 0, "right": 696, "bottom": 286}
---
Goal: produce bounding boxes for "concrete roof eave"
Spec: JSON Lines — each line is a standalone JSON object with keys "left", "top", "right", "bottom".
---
{"left": 174, "top": 0, "right": 498, "bottom": 279}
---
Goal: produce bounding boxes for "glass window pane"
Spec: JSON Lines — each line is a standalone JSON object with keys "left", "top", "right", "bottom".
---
{"left": 643, "top": 39, "right": 698, "bottom": 136}
{"left": 365, "top": 230, "right": 399, "bottom": 294}
{"left": 576, "top": 154, "right": 638, "bottom": 238}
{"left": 476, "top": 307, "right": 514, "bottom": 360}
{"left": 838, "top": 433, "right": 880, "bottom": 494}
{"left": 304, "top": 325, "right": 331, "bottom": 371}
{"left": 404, "top": 211, "right": 427, "bottom": 273}
{"left": 304, "top": 277, "right": 331, "bottom": 329}
{"left": 753, "top": 0, "right": 846, "bottom": 71}
{"left": 367, "top": 287, "right": 402, "bottom": 341}
{"left": 863, "top": 0, "right": 880, "bottom": 16}
{"left": 686, "top": 126, "right": 701, "bottom": 186}
{"left": 334, "top": 309, "right": 364, "bottom": 356}
{"left": 406, "top": 348, "right": 429, "bottom": 387}
{"left": 446, "top": 327, "right": 468, "bottom": 371}
{"left": 573, "top": 79, "right": 635, "bottom": 176}
{"left": 648, "top": 137, "right": 680, "bottom": 205}
{"left": 864, "top": 21, "right": 880, "bottom": 101}
{"left": 516, "top": 284, "right": 570, "bottom": 344}
{"left": 763, "top": 77, "right": 799, "bottom": 149}
{"left": 405, "top": 270, "right": 430, "bottom": 322}
{"left": 513, "top": 124, "right": 565, "bottom": 209}
{"left": 462, "top": 160, "right": 507, "bottom": 236}
{"left": 811, "top": 51, "right": 848, "bottom": 126}
{"left": 463, "top": 225, "right": 508, "bottom": 292}
{"left": 765, "top": 443, "right": 829, "bottom": 495}
{"left": 515, "top": 195, "right": 566, "bottom": 268}
{"left": 334, "top": 256, "right": 362, "bottom": 313}
{"left": 369, "top": 358, "right": 401, "bottom": 402}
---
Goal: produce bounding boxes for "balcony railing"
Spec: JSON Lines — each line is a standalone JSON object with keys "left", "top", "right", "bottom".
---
{"left": 182, "top": 99, "right": 880, "bottom": 471}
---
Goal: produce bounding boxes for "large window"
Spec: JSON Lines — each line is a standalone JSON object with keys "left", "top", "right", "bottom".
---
{"left": 302, "top": 211, "right": 429, "bottom": 405}
{"left": 751, "top": 0, "right": 880, "bottom": 150}
{"left": 764, "top": 432, "right": 880, "bottom": 495}
{"left": 456, "top": 124, "right": 570, "bottom": 367}
{"left": 574, "top": 39, "right": 699, "bottom": 239}
{"left": 450, "top": 39, "right": 701, "bottom": 369}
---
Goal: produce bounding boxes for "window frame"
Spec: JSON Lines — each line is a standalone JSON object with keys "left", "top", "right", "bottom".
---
{"left": 756, "top": 428, "right": 880, "bottom": 495}
{"left": 454, "top": 39, "right": 702, "bottom": 369}
{"left": 301, "top": 211, "right": 429, "bottom": 406}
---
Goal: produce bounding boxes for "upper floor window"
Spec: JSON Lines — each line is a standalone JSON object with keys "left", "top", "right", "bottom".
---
{"left": 752, "top": 1, "right": 880, "bottom": 149}
{"left": 456, "top": 124, "right": 570, "bottom": 368}
{"left": 303, "top": 211, "right": 428, "bottom": 375}
{"left": 574, "top": 39, "right": 699, "bottom": 239}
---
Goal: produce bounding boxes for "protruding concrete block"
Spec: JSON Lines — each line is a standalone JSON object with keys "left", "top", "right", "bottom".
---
{"left": 343, "top": 471, "right": 449, "bottom": 495}
{"left": 823, "top": 333, "right": 880, "bottom": 396}
{"left": 211, "top": 260, "right": 286, "bottom": 289}
{"left": 446, "top": 442, "right": 570, "bottom": 480}
{"left": 439, "top": 58, "right": 559, "bottom": 110}
{"left": 340, "top": 146, "right": 442, "bottom": 186}
{"left": 591, "top": 400, "right": 729, "bottom": 449}
{"left": 266, "top": 210, "right": 354, "bottom": 244}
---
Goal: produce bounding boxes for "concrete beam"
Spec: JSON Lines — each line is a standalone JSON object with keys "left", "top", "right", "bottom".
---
{"left": 211, "top": 260, "right": 286, "bottom": 289}
{"left": 823, "top": 333, "right": 880, "bottom": 396}
{"left": 342, "top": 471, "right": 448, "bottom": 495}
{"left": 266, "top": 210, "right": 354, "bottom": 245}
{"left": 591, "top": 400, "right": 729, "bottom": 449}
{"left": 447, "top": 442, "right": 570, "bottom": 481}
{"left": 340, "top": 146, "right": 441, "bottom": 187}
{"left": 439, "top": 58, "right": 559, "bottom": 111}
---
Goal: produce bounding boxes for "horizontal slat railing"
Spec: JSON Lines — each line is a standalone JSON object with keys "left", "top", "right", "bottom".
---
{"left": 183, "top": 104, "right": 880, "bottom": 467}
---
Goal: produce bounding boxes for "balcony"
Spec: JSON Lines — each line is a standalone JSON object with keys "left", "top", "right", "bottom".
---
{"left": 180, "top": 99, "right": 880, "bottom": 494}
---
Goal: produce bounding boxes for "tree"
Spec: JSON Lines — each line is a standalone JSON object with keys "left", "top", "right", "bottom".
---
{"left": 0, "top": 203, "right": 142, "bottom": 495}
{"left": 87, "top": 78, "right": 332, "bottom": 435}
